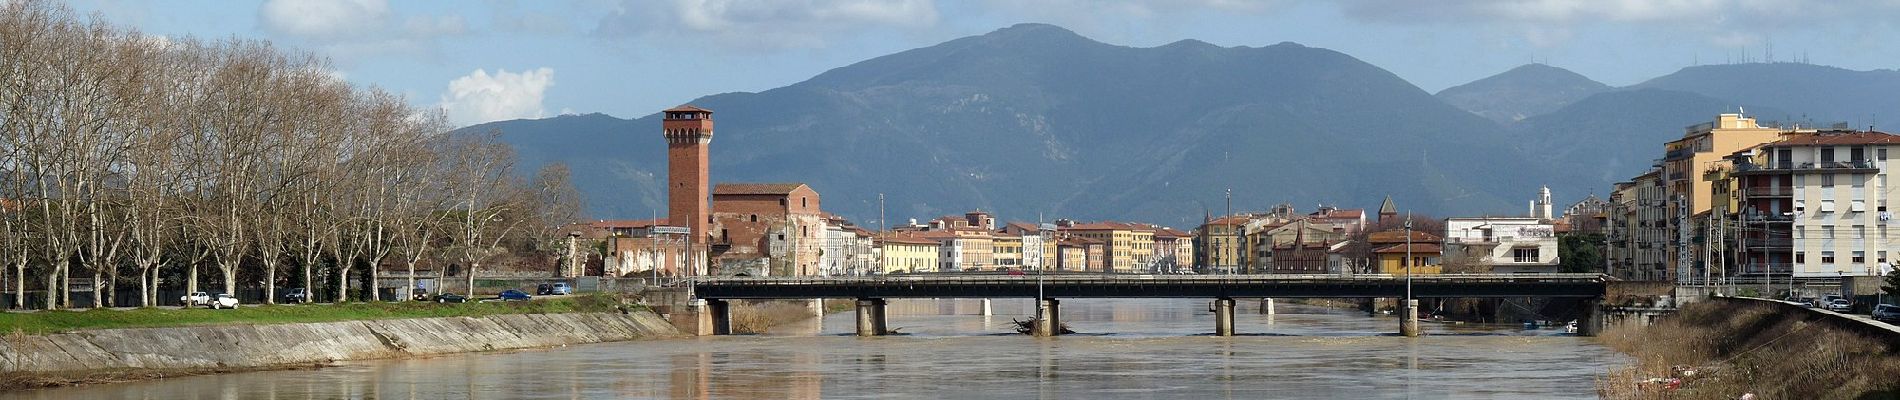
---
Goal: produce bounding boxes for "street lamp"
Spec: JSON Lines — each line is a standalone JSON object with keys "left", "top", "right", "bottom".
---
{"left": 1404, "top": 212, "right": 1413, "bottom": 302}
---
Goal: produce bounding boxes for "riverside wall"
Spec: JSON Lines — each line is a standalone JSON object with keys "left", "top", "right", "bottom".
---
{"left": 0, "top": 311, "right": 680, "bottom": 376}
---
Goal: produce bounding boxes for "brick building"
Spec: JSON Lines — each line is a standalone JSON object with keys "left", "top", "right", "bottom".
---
{"left": 708, "top": 183, "right": 825, "bottom": 276}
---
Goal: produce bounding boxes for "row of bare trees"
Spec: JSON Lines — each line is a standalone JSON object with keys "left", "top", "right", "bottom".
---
{"left": 0, "top": 1, "right": 580, "bottom": 309}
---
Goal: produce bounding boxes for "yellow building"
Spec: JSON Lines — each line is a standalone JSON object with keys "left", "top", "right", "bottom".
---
{"left": 1660, "top": 113, "right": 1795, "bottom": 281}
{"left": 1196, "top": 215, "right": 1251, "bottom": 272}
{"left": 992, "top": 233, "right": 1025, "bottom": 270}
{"left": 877, "top": 235, "right": 940, "bottom": 274}
{"left": 1367, "top": 230, "right": 1443, "bottom": 275}
{"left": 1376, "top": 243, "right": 1444, "bottom": 275}
{"left": 1064, "top": 222, "right": 1155, "bottom": 273}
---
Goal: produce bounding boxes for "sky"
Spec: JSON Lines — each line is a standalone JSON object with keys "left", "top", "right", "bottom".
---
{"left": 68, "top": 0, "right": 1900, "bottom": 128}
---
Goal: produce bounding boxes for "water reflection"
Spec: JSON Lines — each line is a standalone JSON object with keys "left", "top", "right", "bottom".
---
{"left": 4, "top": 299, "right": 1624, "bottom": 399}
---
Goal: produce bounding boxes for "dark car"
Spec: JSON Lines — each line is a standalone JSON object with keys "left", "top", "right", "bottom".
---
{"left": 433, "top": 293, "right": 468, "bottom": 303}
{"left": 498, "top": 290, "right": 531, "bottom": 301}
{"left": 1874, "top": 305, "right": 1900, "bottom": 323}
{"left": 284, "top": 288, "right": 309, "bottom": 303}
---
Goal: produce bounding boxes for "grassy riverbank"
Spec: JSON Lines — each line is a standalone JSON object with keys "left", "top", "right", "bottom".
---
{"left": 0, "top": 294, "right": 635, "bottom": 335}
{"left": 1596, "top": 300, "right": 1900, "bottom": 399}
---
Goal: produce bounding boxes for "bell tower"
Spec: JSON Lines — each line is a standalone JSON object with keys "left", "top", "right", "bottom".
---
{"left": 663, "top": 105, "right": 713, "bottom": 275}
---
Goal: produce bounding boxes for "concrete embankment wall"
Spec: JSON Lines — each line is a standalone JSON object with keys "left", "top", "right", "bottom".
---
{"left": 1713, "top": 296, "right": 1900, "bottom": 349}
{"left": 0, "top": 312, "right": 680, "bottom": 375}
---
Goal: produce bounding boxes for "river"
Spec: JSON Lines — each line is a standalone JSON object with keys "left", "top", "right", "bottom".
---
{"left": 6, "top": 298, "right": 1626, "bottom": 399}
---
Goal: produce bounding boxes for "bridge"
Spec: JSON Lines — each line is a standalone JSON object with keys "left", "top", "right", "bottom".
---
{"left": 686, "top": 273, "right": 1614, "bottom": 337}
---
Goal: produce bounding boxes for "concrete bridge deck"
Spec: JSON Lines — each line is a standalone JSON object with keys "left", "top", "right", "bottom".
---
{"left": 684, "top": 273, "right": 1613, "bottom": 337}
{"left": 691, "top": 273, "right": 1611, "bottom": 299}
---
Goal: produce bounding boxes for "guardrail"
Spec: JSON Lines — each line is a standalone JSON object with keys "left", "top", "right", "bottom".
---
{"left": 692, "top": 273, "right": 1611, "bottom": 285}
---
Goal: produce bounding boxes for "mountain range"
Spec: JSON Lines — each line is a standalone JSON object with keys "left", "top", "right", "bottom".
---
{"left": 460, "top": 23, "right": 1900, "bottom": 228}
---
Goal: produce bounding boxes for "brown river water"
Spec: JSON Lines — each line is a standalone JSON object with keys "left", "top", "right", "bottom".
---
{"left": 5, "top": 298, "right": 1627, "bottom": 399}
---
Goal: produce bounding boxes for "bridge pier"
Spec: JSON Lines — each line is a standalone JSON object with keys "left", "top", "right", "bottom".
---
{"left": 1214, "top": 298, "right": 1236, "bottom": 336}
{"left": 699, "top": 299, "right": 732, "bottom": 336}
{"left": 980, "top": 298, "right": 992, "bottom": 316}
{"left": 855, "top": 298, "right": 888, "bottom": 336}
{"left": 1035, "top": 298, "right": 1061, "bottom": 336}
{"left": 1260, "top": 298, "right": 1276, "bottom": 315}
{"left": 1399, "top": 299, "right": 1420, "bottom": 337}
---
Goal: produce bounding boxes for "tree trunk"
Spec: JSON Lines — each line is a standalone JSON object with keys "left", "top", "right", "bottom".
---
{"left": 466, "top": 261, "right": 477, "bottom": 297}
{"left": 222, "top": 264, "right": 236, "bottom": 299}
{"left": 12, "top": 263, "right": 21, "bottom": 309}
{"left": 336, "top": 262, "right": 351, "bottom": 304}
{"left": 43, "top": 268, "right": 57, "bottom": 310}
{"left": 60, "top": 263, "right": 70, "bottom": 309}
{"left": 186, "top": 261, "right": 198, "bottom": 306}
{"left": 405, "top": 261, "right": 416, "bottom": 302}
{"left": 90, "top": 270, "right": 102, "bottom": 309}
{"left": 263, "top": 260, "right": 277, "bottom": 304}
{"left": 136, "top": 266, "right": 150, "bottom": 307}
{"left": 368, "top": 260, "right": 381, "bottom": 302}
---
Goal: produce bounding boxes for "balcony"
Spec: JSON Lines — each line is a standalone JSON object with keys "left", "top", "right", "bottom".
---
{"left": 1667, "top": 171, "right": 1687, "bottom": 181}
{"left": 1743, "top": 187, "right": 1792, "bottom": 197}
{"left": 1742, "top": 239, "right": 1792, "bottom": 251}
{"left": 1664, "top": 148, "right": 1696, "bottom": 161}
{"left": 1734, "top": 160, "right": 1879, "bottom": 175}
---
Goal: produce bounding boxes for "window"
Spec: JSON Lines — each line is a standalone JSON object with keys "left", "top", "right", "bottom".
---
{"left": 1822, "top": 251, "right": 1836, "bottom": 264}
{"left": 1857, "top": 225, "right": 1867, "bottom": 239}
{"left": 1823, "top": 148, "right": 1837, "bottom": 163}
{"left": 1796, "top": 252, "right": 1806, "bottom": 264}
{"left": 1881, "top": 251, "right": 1889, "bottom": 264}
{"left": 1855, "top": 174, "right": 1867, "bottom": 188}
{"left": 1823, "top": 225, "right": 1835, "bottom": 239}
{"left": 1513, "top": 248, "right": 1540, "bottom": 263}
{"left": 1823, "top": 174, "right": 1836, "bottom": 187}
{"left": 1854, "top": 251, "right": 1866, "bottom": 264}
{"left": 1883, "top": 148, "right": 1891, "bottom": 160}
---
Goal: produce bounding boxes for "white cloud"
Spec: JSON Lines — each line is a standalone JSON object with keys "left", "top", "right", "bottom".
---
{"left": 597, "top": 0, "right": 940, "bottom": 49}
{"left": 259, "top": 0, "right": 390, "bottom": 39}
{"left": 439, "top": 68, "right": 556, "bottom": 127}
{"left": 1337, "top": 0, "right": 1900, "bottom": 47}
{"left": 258, "top": 0, "right": 466, "bottom": 62}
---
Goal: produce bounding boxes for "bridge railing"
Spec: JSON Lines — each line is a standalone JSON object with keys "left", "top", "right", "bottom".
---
{"left": 689, "top": 273, "right": 1609, "bottom": 286}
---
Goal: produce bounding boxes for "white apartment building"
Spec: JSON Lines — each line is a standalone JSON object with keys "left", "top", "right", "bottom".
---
{"left": 1731, "top": 131, "right": 1900, "bottom": 278}
{"left": 1442, "top": 217, "right": 1561, "bottom": 273}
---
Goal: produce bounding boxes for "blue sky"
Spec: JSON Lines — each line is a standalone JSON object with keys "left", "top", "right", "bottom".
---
{"left": 70, "top": 0, "right": 1900, "bottom": 128}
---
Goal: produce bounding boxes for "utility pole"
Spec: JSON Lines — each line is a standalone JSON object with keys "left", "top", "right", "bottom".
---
{"left": 1226, "top": 188, "right": 1234, "bottom": 275}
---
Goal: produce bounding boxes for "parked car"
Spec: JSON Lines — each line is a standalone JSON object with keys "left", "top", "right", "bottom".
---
{"left": 498, "top": 290, "right": 531, "bottom": 301}
{"left": 1819, "top": 295, "right": 1844, "bottom": 308}
{"left": 284, "top": 288, "right": 309, "bottom": 303}
{"left": 1827, "top": 299, "right": 1853, "bottom": 312}
{"left": 433, "top": 293, "right": 467, "bottom": 303}
{"left": 207, "top": 293, "right": 240, "bottom": 309}
{"left": 411, "top": 288, "right": 430, "bottom": 301}
{"left": 1873, "top": 305, "right": 1900, "bottom": 323}
{"left": 180, "top": 292, "right": 210, "bottom": 306}
{"left": 536, "top": 283, "right": 572, "bottom": 295}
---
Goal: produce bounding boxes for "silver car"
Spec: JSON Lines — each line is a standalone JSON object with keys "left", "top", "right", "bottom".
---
{"left": 1826, "top": 299, "right": 1852, "bottom": 312}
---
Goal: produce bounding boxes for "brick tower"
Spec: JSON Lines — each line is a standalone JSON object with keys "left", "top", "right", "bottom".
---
{"left": 663, "top": 105, "right": 713, "bottom": 275}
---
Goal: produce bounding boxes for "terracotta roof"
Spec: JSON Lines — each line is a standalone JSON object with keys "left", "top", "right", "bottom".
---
{"left": 1153, "top": 228, "right": 1193, "bottom": 238}
{"left": 1365, "top": 230, "right": 1442, "bottom": 244}
{"left": 1764, "top": 131, "right": 1900, "bottom": 147}
{"left": 1064, "top": 221, "right": 1152, "bottom": 231}
{"left": 712, "top": 183, "right": 808, "bottom": 195}
{"left": 1203, "top": 215, "right": 1253, "bottom": 226}
{"left": 879, "top": 236, "right": 939, "bottom": 246}
{"left": 1374, "top": 243, "right": 1443, "bottom": 254}
{"left": 664, "top": 104, "right": 712, "bottom": 113}
{"left": 1005, "top": 221, "right": 1042, "bottom": 232}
